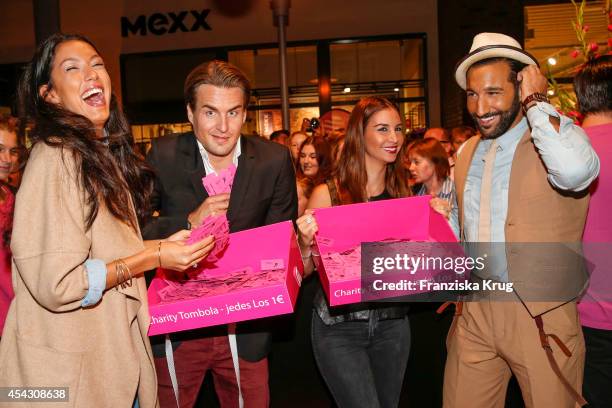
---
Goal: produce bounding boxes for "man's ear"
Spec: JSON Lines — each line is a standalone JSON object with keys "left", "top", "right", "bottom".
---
{"left": 187, "top": 104, "right": 194, "bottom": 125}
{"left": 241, "top": 108, "right": 247, "bottom": 125}
{"left": 39, "top": 84, "right": 60, "bottom": 104}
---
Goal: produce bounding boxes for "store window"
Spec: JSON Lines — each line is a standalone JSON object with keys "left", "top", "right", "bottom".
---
{"left": 330, "top": 38, "right": 427, "bottom": 130}
{"left": 229, "top": 46, "right": 319, "bottom": 138}
{"left": 331, "top": 39, "right": 423, "bottom": 83}
{"left": 229, "top": 46, "right": 317, "bottom": 89}
{"left": 121, "top": 34, "right": 429, "bottom": 146}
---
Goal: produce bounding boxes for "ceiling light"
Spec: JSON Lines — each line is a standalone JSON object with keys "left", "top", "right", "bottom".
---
{"left": 548, "top": 57, "right": 557, "bottom": 66}
{"left": 343, "top": 87, "right": 351, "bottom": 93}
{"left": 308, "top": 77, "right": 338, "bottom": 85}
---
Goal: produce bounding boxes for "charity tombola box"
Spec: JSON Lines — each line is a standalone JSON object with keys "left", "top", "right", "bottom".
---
{"left": 311, "top": 195, "right": 460, "bottom": 306}
{"left": 147, "top": 220, "right": 304, "bottom": 336}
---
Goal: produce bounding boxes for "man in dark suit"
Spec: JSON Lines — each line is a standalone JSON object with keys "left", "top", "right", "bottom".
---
{"left": 143, "top": 60, "right": 297, "bottom": 408}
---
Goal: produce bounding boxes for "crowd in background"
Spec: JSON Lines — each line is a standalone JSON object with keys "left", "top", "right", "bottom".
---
{"left": 268, "top": 118, "right": 477, "bottom": 218}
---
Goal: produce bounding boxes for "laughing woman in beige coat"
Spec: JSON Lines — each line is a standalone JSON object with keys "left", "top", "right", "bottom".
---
{"left": 0, "top": 34, "right": 215, "bottom": 407}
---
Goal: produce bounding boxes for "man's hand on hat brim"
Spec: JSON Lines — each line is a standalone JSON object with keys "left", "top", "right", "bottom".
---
{"left": 518, "top": 66, "right": 548, "bottom": 104}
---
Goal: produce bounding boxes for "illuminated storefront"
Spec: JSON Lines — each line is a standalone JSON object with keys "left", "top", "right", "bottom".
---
{"left": 123, "top": 34, "right": 429, "bottom": 145}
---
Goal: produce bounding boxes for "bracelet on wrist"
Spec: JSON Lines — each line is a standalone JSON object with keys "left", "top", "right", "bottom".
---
{"left": 115, "top": 258, "right": 132, "bottom": 289}
{"left": 521, "top": 92, "right": 549, "bottom": 112}
{"left": 300, "top": 244, "right": 313, "bottom": 262}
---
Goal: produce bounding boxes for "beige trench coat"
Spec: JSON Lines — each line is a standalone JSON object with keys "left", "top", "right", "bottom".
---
{"left": 0, "top": 143, "right": 158, "bottom": 407}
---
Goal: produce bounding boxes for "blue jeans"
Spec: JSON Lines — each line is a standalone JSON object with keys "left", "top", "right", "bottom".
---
{"left": 311, "top": 311, "right": 411, "bottom": 408}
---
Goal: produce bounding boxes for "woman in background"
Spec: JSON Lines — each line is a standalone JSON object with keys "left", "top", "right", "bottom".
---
{"left": 406, "top": 137, "right": 455, "bottom": 221}
{"left": 296, "top": 137, "right": 333, "bottom": 216}
{"left": 288, "top": 130, "right": 308, "bottom": 164}
{"left": 0, "top": 33, "right": 214, "bottom": 407}
{"left": 0, "top": 115, "right": 22, "bottom": 336}
{"left": 297, "top": 97, "right": 412, "bottom": 408}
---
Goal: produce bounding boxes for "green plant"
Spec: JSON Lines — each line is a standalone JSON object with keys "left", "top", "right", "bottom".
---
{"left": 546, "top": 0, "right": 611, "bottom": 119}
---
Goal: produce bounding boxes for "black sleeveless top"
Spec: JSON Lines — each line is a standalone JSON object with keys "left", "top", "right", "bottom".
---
{"left": 314, "top": 180, "right": 409, "bottom": 325}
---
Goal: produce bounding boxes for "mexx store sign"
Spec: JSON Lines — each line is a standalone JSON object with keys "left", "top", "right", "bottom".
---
{"left": 121, "top": 9, "right": 212, "bottom": 37}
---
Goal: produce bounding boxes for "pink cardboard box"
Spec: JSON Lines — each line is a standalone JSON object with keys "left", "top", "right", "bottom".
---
{"left": 147, "top": 220, "right": 304, "bottom": 336}
{"left": 311, "top": 195, "right": 458, "bottom": 306}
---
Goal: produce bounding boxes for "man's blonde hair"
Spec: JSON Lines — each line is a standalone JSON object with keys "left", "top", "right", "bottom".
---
{"left": 184, "top": 60, "right": 251, "bottom": 109}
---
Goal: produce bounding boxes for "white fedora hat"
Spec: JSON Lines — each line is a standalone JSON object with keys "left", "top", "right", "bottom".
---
{"left": 454, "top": 32, "right": 539, "bottom": 90}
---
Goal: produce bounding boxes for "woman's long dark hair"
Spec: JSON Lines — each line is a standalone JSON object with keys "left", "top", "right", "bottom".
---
{"left": 334, "top": 97, "right": 411, "bottom": 204}
{"left": 18, "top": 33, "right": 153, "bottom": 231}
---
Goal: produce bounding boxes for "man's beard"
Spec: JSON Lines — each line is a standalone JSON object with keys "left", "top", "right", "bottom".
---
{"left": 472, "top": 92, "right": 521, "bottom": 140}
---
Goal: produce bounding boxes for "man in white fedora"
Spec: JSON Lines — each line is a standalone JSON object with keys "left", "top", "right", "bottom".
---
{"left": 445, "top": 32, "right": 600, "bottom": 407}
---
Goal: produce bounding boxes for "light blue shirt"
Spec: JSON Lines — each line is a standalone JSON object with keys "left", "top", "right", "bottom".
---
{"left": 450, "top": 102, "right": 600, "bottom": 280}
{"left": 82, "top": 259, "right": 107, "bottom": 307}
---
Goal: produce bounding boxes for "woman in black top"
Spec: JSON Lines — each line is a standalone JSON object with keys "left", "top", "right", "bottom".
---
{"left": 297, "top": 97, "right": 412, "bottom": 408}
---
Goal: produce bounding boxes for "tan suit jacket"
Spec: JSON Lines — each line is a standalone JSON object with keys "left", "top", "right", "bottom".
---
{"left": 0, "top": 143, "right": 158, "bottom": 407}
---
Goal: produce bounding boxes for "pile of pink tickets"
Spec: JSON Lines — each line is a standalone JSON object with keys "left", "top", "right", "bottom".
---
{"left": 185, "top": 165, "right": 237, "bottom": 263}
{"left": 312, "top": 195, "right": 459, "bottom": 306}
{"left": 203, "top": 164, "right": 236, "bottom": 195}
{"left": 320, "top": 246, "right": 362, "bottom": 281}
{"left": 187, "top": 215, "right": 229, "bottom": 264}
{"left": 157, "top": 264, "right": 286, "bottom": 303}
